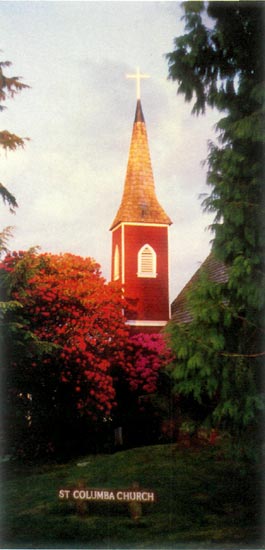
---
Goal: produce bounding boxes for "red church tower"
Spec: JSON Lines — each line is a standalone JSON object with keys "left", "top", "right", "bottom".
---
{"left": 110, "top": 70, "right": 172, "bottom": 333}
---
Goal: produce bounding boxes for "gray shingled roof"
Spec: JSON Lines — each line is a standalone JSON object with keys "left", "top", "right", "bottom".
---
{"left": 171, "top": 253, "right": 228, "bottom": 323}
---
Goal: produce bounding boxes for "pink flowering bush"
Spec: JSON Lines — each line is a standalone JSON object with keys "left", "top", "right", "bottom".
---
{"left": 123, "top": 333, "right": 172, "bottom": 394}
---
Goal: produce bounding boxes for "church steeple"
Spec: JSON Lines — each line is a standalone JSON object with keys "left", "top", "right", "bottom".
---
{"left": 110, "top": 71, "right": 172, "bottom": 332}
{"left": 110, "top": 99, "right": 172, "bottom": 230}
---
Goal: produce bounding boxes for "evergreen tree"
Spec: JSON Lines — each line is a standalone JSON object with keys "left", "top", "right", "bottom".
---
{"left": 0, "top": 58, "right": 29, "bottom": 211}
{"left": 0, "top": 57, "right": 29, "bottom": 449}
{"left": 166, "top": 2, "right": 265, "bottom": 457}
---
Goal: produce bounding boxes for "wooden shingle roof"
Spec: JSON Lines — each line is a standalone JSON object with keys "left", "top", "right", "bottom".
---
{"left": 171, "top": 253, "right": 228, "bottom": 323}
{"left": 110, "top": 100, "right": 172, "bottom": 230}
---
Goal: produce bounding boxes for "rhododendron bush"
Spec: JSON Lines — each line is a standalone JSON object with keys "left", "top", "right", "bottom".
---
{"left": 0, "top": 250, "right": 129, "bottom": 456}
{"left": 0, "top": 250, "right": 174, "bottom": 457}
{"left": 114, "top": 332, "right": 173, "bottom": 447}
{"left": 124, "top": 333, "right": 172, "bottom": 395}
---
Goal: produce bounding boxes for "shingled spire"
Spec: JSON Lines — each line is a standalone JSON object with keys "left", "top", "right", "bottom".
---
{"left": 110, "top": 71, "right": 172, "bottom": 332}
{"left": 110, "top": 99, "right": 172, "bottom": 230}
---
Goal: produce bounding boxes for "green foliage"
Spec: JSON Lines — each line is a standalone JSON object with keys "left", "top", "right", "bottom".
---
{"left": 167, "top": 2, "right": 265, "bottom": 286}
{"left": 166, "top": 269, "right": 264, "bottom": 459}
{"left": 0, "top": 58, "right": 29, "bottom": 377}
{"left": 167, "top": 3, "right": 264, "bottom": 114}
{"left": 0, "top": 183, "right": 17, "bottom": 212}
{"left": 0, "top": 57, "right": 29, "bottom": 211}
{"left": 166, "top": 2, "right": 265, "bottom": 458}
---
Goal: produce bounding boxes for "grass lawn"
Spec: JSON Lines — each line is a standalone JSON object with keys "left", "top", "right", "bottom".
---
{"left": 1, "top": 443, "right": 263, "bottom": 549}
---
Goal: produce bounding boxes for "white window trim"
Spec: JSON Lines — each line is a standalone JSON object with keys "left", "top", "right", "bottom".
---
{"left": 127, "top": 320, "right": 167, "bottom": 327}
{"left": 137, "top": 244, "right": 157, "bottom": 278}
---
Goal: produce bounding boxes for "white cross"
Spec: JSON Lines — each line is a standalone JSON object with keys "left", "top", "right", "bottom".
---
{"left": 126, "top": 67, "right": 150, "bottom": 100}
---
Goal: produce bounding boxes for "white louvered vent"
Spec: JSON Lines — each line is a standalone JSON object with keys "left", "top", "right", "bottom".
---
{"left": 137, "top": 244, "right": 157, "bottom": 278}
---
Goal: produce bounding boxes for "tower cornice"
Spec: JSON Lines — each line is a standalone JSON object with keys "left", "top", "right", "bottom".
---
{"left": 112, "top": 221, "right": 170, "bottom": 231}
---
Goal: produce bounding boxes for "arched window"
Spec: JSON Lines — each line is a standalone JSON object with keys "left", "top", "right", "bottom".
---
{"left": 137, "top": 244, "right": 157, "bottom": 278}
{"left": 114, "top": 245, "right": 120, "bottom": 280}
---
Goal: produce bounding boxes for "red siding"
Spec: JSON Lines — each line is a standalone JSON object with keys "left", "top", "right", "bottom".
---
{"left": 124, "top": 225, "right": 169, "bottom": 322}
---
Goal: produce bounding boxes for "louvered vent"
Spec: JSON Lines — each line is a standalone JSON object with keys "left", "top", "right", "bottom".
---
{"left": 141, "top": 248, "right": 153, "bottom": 273}
{"left": 138, "top": 244, "right": 157, "bottom": 278}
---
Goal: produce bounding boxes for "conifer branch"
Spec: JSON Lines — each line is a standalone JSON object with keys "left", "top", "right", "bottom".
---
{"left": 0, "top": 183, "right": 18, "bottom": 211}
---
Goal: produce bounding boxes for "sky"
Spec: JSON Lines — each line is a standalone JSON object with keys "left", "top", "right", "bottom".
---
{"left": 1, "top": 1, "right": 220, "bottom": 302}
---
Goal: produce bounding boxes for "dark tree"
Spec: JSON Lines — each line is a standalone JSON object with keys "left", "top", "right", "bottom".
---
{"left": 0, "top": 58, "right": 29, "bottom": 211}
{"left": 166, "top": 2, "right": 265, "bottom": 458}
